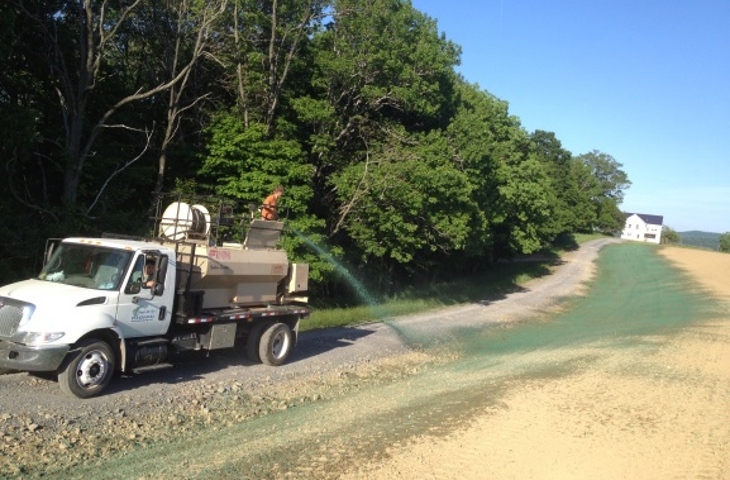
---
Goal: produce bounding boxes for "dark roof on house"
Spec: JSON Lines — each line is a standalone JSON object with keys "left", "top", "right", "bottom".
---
{"left": 624, "top": 212, "right": 664, "bottom": 225}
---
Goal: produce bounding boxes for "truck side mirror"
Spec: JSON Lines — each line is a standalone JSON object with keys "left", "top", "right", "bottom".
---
{"left": 151, "top": 256, "right": 168, "bottom": 296}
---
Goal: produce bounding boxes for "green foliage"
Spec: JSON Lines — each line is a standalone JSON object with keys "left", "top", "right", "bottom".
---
{"left": 306, "top": 0, "right": 461, "bottom": 183}
{"left": 662, "top": 226, "right": 681, "bottom": 244}
{"left": 577, "top": 150, "right": 632, "bottom": 203}
{"left": 720, "top": 232, "right": 730, "bottom": 253}
{"left": 445, "top": 82, "right": 559, "bottom": 257}
{"left": 281, "top": 215, "right": 342, "bottom": 287}
{"left": 494, "top": 155, "right": 556, "bottom": 254}
{"left": 678, "top": 231, "right": 721, "bottom": 250}
{"left": 593, "top": 197, "right": 625, "bottom": 234}
{"left": 446, "top": 82, "right": 519, "bottom": 258}
{"left": 528, "top": 130, "right": 594, "bottom": 236}
{"left": 314, "top": 0, "right": 460, "bottom": 132}
{"left": 572, "top": 151, "right": 631, "bottom": 232}
{"left": 200, "top": 115, "right": 312, "bottom": 209}
{"left": 332, "top": 130, "right": 474, "bottom": 270}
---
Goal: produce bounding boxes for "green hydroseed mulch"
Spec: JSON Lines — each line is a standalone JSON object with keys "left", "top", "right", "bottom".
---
{"left": 374, "top": 242, "right": 729, "bottom": 439}
{"left": 456, "top": 241, "right": 724, "bottom": 360}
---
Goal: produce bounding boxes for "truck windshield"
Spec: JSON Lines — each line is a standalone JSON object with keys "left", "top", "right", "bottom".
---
{"left": 38, "top": 244, "right": 132, "bottom": 291}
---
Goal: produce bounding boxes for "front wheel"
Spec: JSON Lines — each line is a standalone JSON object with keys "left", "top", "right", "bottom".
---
{"left": 58, "top": 339, "right": 115, "bottom": 399}
{"left": 259, "top": 323, "right": 293, "bottom": 366}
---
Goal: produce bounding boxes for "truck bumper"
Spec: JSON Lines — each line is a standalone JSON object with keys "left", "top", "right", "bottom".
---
{"left": 0, "top": 339, "right": 70, "bottom": 372}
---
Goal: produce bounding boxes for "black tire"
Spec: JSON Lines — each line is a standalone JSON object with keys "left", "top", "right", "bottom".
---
{"left": 58, "top": 339, "right": 115, "bottom": 399}
{"left": 246, "top": 322, "right": 268, "bottom": 363}
{"left": 259, "top": 323, "right": 293, "bottom": 366}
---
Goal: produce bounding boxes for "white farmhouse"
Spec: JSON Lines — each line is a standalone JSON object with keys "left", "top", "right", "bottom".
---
{"left": 621, "top": 213, "right": 664, "bottom": 244}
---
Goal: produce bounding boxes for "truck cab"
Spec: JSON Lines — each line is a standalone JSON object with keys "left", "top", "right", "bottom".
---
{"left": 0, "top": 239, "right": 176, "bottom": 395}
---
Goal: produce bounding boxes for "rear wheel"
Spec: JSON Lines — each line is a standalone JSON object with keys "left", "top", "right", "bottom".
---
{"left": 58, "top": 339, "right": 115, "bottom": 399}
{"left": 245, "top": 322, "right": 267, "bottom": 363}
{"left": 259, "top": 323, "right": 293, "bottom": 366}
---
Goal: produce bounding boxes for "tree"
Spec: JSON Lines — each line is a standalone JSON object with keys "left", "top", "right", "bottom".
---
{"left": 14, "top": 0, "right": 225, "bottom": 213}
{"left": 662, "top": 226, "right": 681, "bottom": 244}
{"left": 720, "top": 232, "right": 730, "bottom": 253}
{"left": 220, "top": 0, "right": 328, "bottom": 132}
{"left": 304, "top": 0, "right": 460, "bottom": 230}
{"left": 577, "top": 150, "right": 631, "bottom": 202}
{"left": 276, "top": 0, "right": 469, "bottom": 284}
{"left": 567, "top": 158, "right": 599, "bottom": 232}
{"left": 200, "top": 115, "right": 311, "bottom": 205}
{"left": 494, "top": 154, "right": 556, "bottom": 254}
{"left": 142, "top": 0, "right": 229, "bottom": 195}
{"left": 262, "top": 0, "right": 329, "bottom": 133}
{"left": 528, "top": 130, "right": 588, "bottom": 235}
{"left": 574, "top": 150, "right": 631, "bottom": 232}
{"left": 314, "top": 0, "right": 459, "bottom": 134}
{"left": 331, "top": 129, "right": 474, "bottom": 275}
{"left": 447, "top": 82, "right": 556, "bottom": 258}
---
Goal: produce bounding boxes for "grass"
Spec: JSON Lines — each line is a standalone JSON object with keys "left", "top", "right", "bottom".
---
{"left": 301, "top": 233, "right": 613, "bottom": 332}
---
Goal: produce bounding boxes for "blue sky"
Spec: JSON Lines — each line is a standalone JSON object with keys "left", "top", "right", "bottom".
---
{"left": 411, "top": 0, "right": 730, "bottom": 233}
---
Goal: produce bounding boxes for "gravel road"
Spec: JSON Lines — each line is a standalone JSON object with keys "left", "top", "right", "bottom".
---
{"left": 0, "top": 238, "right": 617, "bottom": 478}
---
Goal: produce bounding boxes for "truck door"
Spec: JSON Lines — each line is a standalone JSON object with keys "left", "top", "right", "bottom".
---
{"left": 115, "top": 253, "right": 174, "bottom": 338}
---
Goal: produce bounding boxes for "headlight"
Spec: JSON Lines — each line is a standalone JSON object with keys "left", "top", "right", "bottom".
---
{"left": 14, "top": 331, "right": 66, "bottom": 345}
{"left": 17, "top": 304, "right": 36, "bottom": 328}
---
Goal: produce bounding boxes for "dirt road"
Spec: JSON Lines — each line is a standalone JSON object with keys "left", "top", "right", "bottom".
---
{"left": 2, "top": 240, "right": 729, "bottom": 479}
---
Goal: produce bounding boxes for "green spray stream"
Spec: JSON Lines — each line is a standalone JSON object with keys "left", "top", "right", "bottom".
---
{"left": 286, "top": 226, "right": 387, "bottom": 317}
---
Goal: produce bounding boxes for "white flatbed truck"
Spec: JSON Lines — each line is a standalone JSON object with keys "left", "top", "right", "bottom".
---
{"left": 0, "top": 196, "right": 310, "bottom": 398}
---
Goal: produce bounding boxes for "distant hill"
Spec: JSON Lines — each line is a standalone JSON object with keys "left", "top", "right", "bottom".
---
{"left": 678, "top": 231, "right": 721, "bottom": 250}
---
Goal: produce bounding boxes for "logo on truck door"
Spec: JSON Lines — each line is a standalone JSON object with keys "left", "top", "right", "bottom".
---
{"left": 131, "top": 305, "right": 157, "bottom": 323}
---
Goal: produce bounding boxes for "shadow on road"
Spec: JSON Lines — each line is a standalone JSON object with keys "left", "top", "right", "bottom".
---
{"left": 94, "top": 326, "right": 379, "bottom": 396}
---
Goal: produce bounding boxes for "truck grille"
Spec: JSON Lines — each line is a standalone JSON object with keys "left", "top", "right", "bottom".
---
{"left": 0, "top": 297, "right": 32, "bottom": 337}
